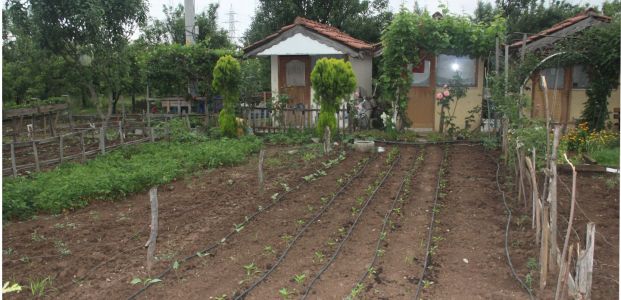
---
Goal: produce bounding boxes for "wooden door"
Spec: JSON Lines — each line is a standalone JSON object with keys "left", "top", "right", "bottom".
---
{"left": 406, "top": 56, "right": 436, "bottom": 130}
{"left": 531, "top": 67, "right": 572, "bottom": 124}
{"left": 278, "top": 56, "right": 311, "bottom": 107}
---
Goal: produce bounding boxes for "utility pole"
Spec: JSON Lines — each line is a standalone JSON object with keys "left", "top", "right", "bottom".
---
{"left": 184, "top": 0, "right": 196, "bottom": 45}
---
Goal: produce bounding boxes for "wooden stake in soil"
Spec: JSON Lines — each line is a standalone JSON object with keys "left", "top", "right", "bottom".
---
{"left": 79, "top": 131, "right": 86, "bottom": 162}
{"left": 59, "top": 135, "right": 64, "bottom": 164}
{"left": 559, "top": 244, "right": 575, "bottom": 300}
{"left": 258, "top": 149, "right": 265, "bottom": 194}
{"left": 549, "top": 126, "right": 561, "bottom": 267}
{"left": 555, "top": 153, "right": 578, "bottom": 300}
{"left": 99, "top": 127, "right": 106, "bottom": 155}
{"left": 540, "top": 205, "right": 550, "bottom": 291}
{"left": 323, "top": 126, "right": 331, "bottom": 155}
{"left": 575, "top": 222, "right": 595, "bottom": 299}
{"left": 10, "top": 143, "right": 17, "bottom": 177}
{"left": 145, "top": 187, "right": 159, "bottom": 273}
{"left": 32, "top": 141, "right": 41, "bottom": 172}
{"left": 525, "top": 155, "right": 541, "bottom": 245}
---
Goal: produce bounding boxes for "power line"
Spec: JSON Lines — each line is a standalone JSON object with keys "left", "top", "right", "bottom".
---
{"left": 225, "top": 4, "right": 238, "bottom": 42}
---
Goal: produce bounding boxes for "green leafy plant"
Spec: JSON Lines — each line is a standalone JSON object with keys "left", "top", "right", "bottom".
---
{"left": 293, "top": 273, "right": 306, "bottom": 285}
{"left": 278, "top": 287, "right": 292, "bottom": 299}
{"left": 29, "top": 277, "right": 52, "bottom": 297}
{"left": 243, "top": 262, "right": 259, "bottom": 276}
{"left": 130, "top": 277, "right": 162, "bottom": 286}
{"left": 263, "top": 245, "right": 275, "bottom": 255}
{"left": 54, "top": 240, "right": 71, "bottom": 256}
{"left": 281, "top": 234, "right": 293, "bottom": 245}
{"left": 313, "top": 251, "right": 325, "bottom": 263}
{"left": 348, "top": 283, "right": 364, "bottom": 299}
{"left": 3, "top": 281, "right": 22, "bottom": 294}
{"left": 310, "top": 58, "right": 356, "bottom": 138}
{"left": 212, "top": 55, "right": 242, "bottom": 137}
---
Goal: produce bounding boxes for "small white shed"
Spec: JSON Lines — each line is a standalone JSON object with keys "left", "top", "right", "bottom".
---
{"left": 243, "top": 17, "right": 375, "bottom": 109}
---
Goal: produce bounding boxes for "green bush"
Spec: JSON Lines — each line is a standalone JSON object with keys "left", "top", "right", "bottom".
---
{"left": 3, "top": 137, "right": 262, "bottom": 220}
{"left": 212, "top": 55, "right": 242, "bottom": 137}
{"left": 310, "top": 58, "right": 356, "bottom": 138}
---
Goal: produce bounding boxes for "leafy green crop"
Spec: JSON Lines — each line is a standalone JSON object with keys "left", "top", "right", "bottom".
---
{"left": 3, "top": 136, "right": 262, "bottom": 220}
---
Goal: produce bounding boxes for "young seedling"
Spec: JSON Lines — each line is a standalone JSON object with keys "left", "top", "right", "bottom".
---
{"left": 214, "top": 294, "right": 227, "bottom": 300}
{"left": 54, "top": 240, "right": 71, "bottom": 256}
{"left": 355, "top": 196, "right": 364, "bottom": 206}
{"left": 367, "top": 266, "right": 377, "bottom": 276}
{"left": 280, "top": 182, "right": 291, "bottom": 192}
{"left": 392, "top": 207, "right": 402, "bottom": 216}
{"left": 130, "top": 277, "right": 162, "bottom": 286}
{"left": 351, "top": 206, "right": 359, "bottom": 216}
{"left": 313, "top": 251, "right": 325, "bottom": 264}
{"left": 263, "top": 245, "right": 276, "bottom": 255}
{"left": 326, "top": 239, "right": 336, "bottom": 247}
{"left": 307, "top": 205, "right": 314, "bottom": 212}
{"left": 295, "top": 219, "right": 305, "bottom": 227}
{"left": 422, "top": 280, "right": 433, "bottom": 289}
{"left": 30, "top": 230, "right": 45, "bottom": 242}
{"left": 377, "top": 249, "right": 385, "bottom": 257}
{"left": 29, "top": 277, "right": 52, "bottom": 297}
{"left": 279, "top": 287, "right": 292, "bottom": 299}
{"left": 379, "top": 231, "right": 387, "bottom": 241}
{"left": 320, "top": 196, "right": 328, "bottom": 205}
{"left": 281, "top": 234, "right": 293, "bottom": 245}
{"left": 243, "top": 262, "right": 258, "bottom": 276}
{"left": 234, "top": 223, "right": 245, "bottom": 233}
{"left": 293, "top": 273, "right": 306, "bottom": 285}
{"left": 347, "top": 283, "right": 364, "bottom": 299}
{"left": 338, "top": 227, "right": 346, "bottom": 236}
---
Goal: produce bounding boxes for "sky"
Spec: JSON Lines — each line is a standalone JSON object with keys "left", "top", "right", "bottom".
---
{"left": 146, "top": 0, "right": 606, "bottom": 44}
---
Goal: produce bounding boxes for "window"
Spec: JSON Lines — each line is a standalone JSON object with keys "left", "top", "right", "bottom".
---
{"left": 410, "top": 60, "right": 431, "bottom": 87}
{"left": 285, "top": 60, "right": 305, "bottom": 87}
{"left": 436, "top": 55, "right": 477, "bottom": 87}
{"left": 540, "top": 68, "right": 564, "bottom": 89}
{"left": 572, "top": 65, "right": 589, "bottom": 89}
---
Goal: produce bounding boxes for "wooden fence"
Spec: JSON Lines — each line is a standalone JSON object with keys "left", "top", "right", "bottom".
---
{"left": 241, "top": 107, "right": 352, "bottom": 134}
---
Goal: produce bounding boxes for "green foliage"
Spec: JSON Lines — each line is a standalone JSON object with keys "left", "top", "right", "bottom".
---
{"left": 435, "top": 75, "right": 468, "bottom": 135}
{"left": 240, "top": 58, "right": 271, "bottom": 106}
{"left": 263, "top": 129, "right": 314, "bottom": 145}
{"left": 213, "top": 55, "right": 242, "bottom": 137}
{"left": 310, "top": 58, "right": 357, "bottom": 138}
{"left": 243, "top": 0, "right": 392, "bottom": 45}
{"left": 3, "top": 137, "right": 262, "bottom": 220}
{"left": 589, "top": 147, "right": 619, "bottom": 168}
{"left": 380, "top": 7, "right": 505, "bottom": 125}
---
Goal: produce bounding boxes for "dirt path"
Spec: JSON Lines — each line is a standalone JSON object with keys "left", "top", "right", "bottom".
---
{"left": 426, "top": 145, "right": 528, "bottom": 299}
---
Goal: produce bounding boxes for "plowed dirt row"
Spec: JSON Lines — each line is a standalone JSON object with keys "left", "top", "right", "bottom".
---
{"left": 305, "top": 146, "right": 421, "bottom": 299}
{"left": 359, "top": 145, "right": 443, "bottom": 299}
{"left": 426, "top": 145, "right": 528, "bottom": 299}
{"left": 3, "top": 146, "right": 360, "bottom": 300}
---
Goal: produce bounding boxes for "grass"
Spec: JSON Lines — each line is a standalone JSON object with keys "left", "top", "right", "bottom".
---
{"left": 3, "top": 136, "right": 262, "bottom": 220}
{"left": 589, "top": 147, "right": 619, "bottom": 168}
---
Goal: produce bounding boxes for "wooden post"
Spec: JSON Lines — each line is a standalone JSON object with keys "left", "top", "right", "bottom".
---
{"left": 147, "top": 100, "right": 151, "bottom": 128}
{"left": 540, "top": 205, "right": 550, "bottom": 291}
{"left": 542, "top": 76, "right": 551, "bottom": 161}
{"left": 10, "top": 143, "right": 17, "bottom": 177}
{"left": 79, "top": 131, "right": 86, "bottom": 162}
{"left": 59, "top": 135, "right": 64, "bottom": 164}
{"left": 99, "top": 127, "right": 106, "bottom": 155}
{"left": 258, "top": 149, "right": 265, "bottom": 194}
{"left": 118, "top": 121, "right": 124, "bottom": 144}
{"left": 520, "top": 33, "right": 527, "bottom": 62}
{"left": 68, "top": 110, "right": 75, "bottom": 131}
{"left": 525, "top": 155, "right": 541, "bottom": 245}
{"left": 556, "top": 153, "right": 578, "bottom": 300}
{"left": 43, "top": 114, "right": 48, "bottom": 138}
{"left": 549, "top": 126, "right": 561, "bottom": 267}
{"left": 323, "top": 126, "right": 331, "bottom": 155}
{"left": 575, "top": 222, "right": 595, "bottom": 299}
{"left": 145, "top": 186, "right": 159, "bottom": 273}
{"left": 32, "top": 141, "right": 40, "bottom": 172}
{"left": 559, "top": 244, "right": 575, "bottom": 300}
{"left": 150, "top": 127, "right": 155, "bottom": 142}
{"left": 504, "top": 43, "right": 509, "bottom": 96}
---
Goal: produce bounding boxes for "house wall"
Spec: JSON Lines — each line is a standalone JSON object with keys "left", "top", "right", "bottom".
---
{"left": 349, "top": 56, "right": 373, "bottom": 98}
{"left": 568, "top": 86, "right": 620, "bottom": 126}
{"left": 431, "top": 58, "right": 485, "bottom": 132}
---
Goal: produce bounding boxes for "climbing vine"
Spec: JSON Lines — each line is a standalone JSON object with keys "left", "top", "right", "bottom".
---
{"left": 379, "top": 6, "right": 505, "bottom": 128}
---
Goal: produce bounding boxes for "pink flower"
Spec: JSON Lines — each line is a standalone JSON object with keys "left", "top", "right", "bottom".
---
{"left": 435, "top": 92, "right": 444, "bottom": 100}
{"left": 443, "top": 84, "right": 448, "bottom": 88}
{"left": 443, "top": 90, "right": 450, "bottom": 97}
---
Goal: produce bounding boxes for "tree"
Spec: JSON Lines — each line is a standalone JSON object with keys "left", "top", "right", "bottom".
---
{"left": 243, "top": 0, "right": 392, "bottom": 45}
{"left": 494, "top": 0, "right": 585, "bottom": 35}
{"left": 212, "top": 55, "right": 242, "bottom": 137}
{"left": 310, "top": 58, "right": 357, "bottom": 138}
{"left": 8, "top": 0, "right": 148, "bottom": 124}
{"left": 139, "top": 3, "right": 232, "bottom": 48}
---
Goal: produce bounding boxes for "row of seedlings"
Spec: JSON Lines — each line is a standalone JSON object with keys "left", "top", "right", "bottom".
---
{"left": 127, "top": 151, "right": 350, "bottom": 300}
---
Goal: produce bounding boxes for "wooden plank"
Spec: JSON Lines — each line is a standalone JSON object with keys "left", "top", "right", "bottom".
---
{"left": 575, "top": 222, "right": 595, "bottom": 299}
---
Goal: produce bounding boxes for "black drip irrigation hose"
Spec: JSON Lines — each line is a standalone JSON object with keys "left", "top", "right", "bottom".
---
{"left": 233, "top": 155, "right": 375, "bottom": 300}
{"left": 374, "top": 139, "right": 483, "bottom": 146}
{"left": 348, "top": 147, "right": 425, "bottom": 295}
{"left": 413, "top": 146, "right": 448, "bottom": 300}
{"left": 127, "top": 153, "right": 349, "bottom": 300}
{"left": 301, "top": 153, "right": 402, "bottom": 300}
{"left": 490, "top": 153, "right": 535, "bottom": 300}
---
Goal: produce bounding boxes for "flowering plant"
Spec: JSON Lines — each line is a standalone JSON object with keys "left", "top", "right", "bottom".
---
{"left": 436, "top": 75, "right": 467, "bottom": 135}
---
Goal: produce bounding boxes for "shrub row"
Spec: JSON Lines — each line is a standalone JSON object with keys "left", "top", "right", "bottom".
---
{"left": 3, "top": 136, "right": 262, "bottom": 220}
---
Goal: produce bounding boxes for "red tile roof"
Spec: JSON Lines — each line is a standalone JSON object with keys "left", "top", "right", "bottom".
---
{"left": 244, "top": 17, "right": 373, "bottom": 54}
{"left": 510, "top": 8, "right": 611, "bottom": 48}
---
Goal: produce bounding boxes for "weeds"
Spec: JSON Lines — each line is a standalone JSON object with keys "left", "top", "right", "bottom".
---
{"left": 29, "top": 276, "right": 52, "bottom": 297}
{"left": 54, "top": 240, "right": 71, "bottom": 256}
{"left": 30, "top": 230, "right": 45, "bottom": 242}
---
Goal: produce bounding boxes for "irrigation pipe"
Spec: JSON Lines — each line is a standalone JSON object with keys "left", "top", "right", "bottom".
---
{"left": 301, "top": 152, "right": 401, "bottom": 299}
{"left": 127, "top": 152, "right": 350, "bottom": 300}
{"left": 349, "top": 147, "right": 424, "bottom": 294}
{"left": 413, "top": 146, "right": 448, "bottom": 300}
{"left": 233, "top": 156, "right": 375, "bottom": 300}
{"left": 491, "top": 154, "right": 536, "bottom": 300}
